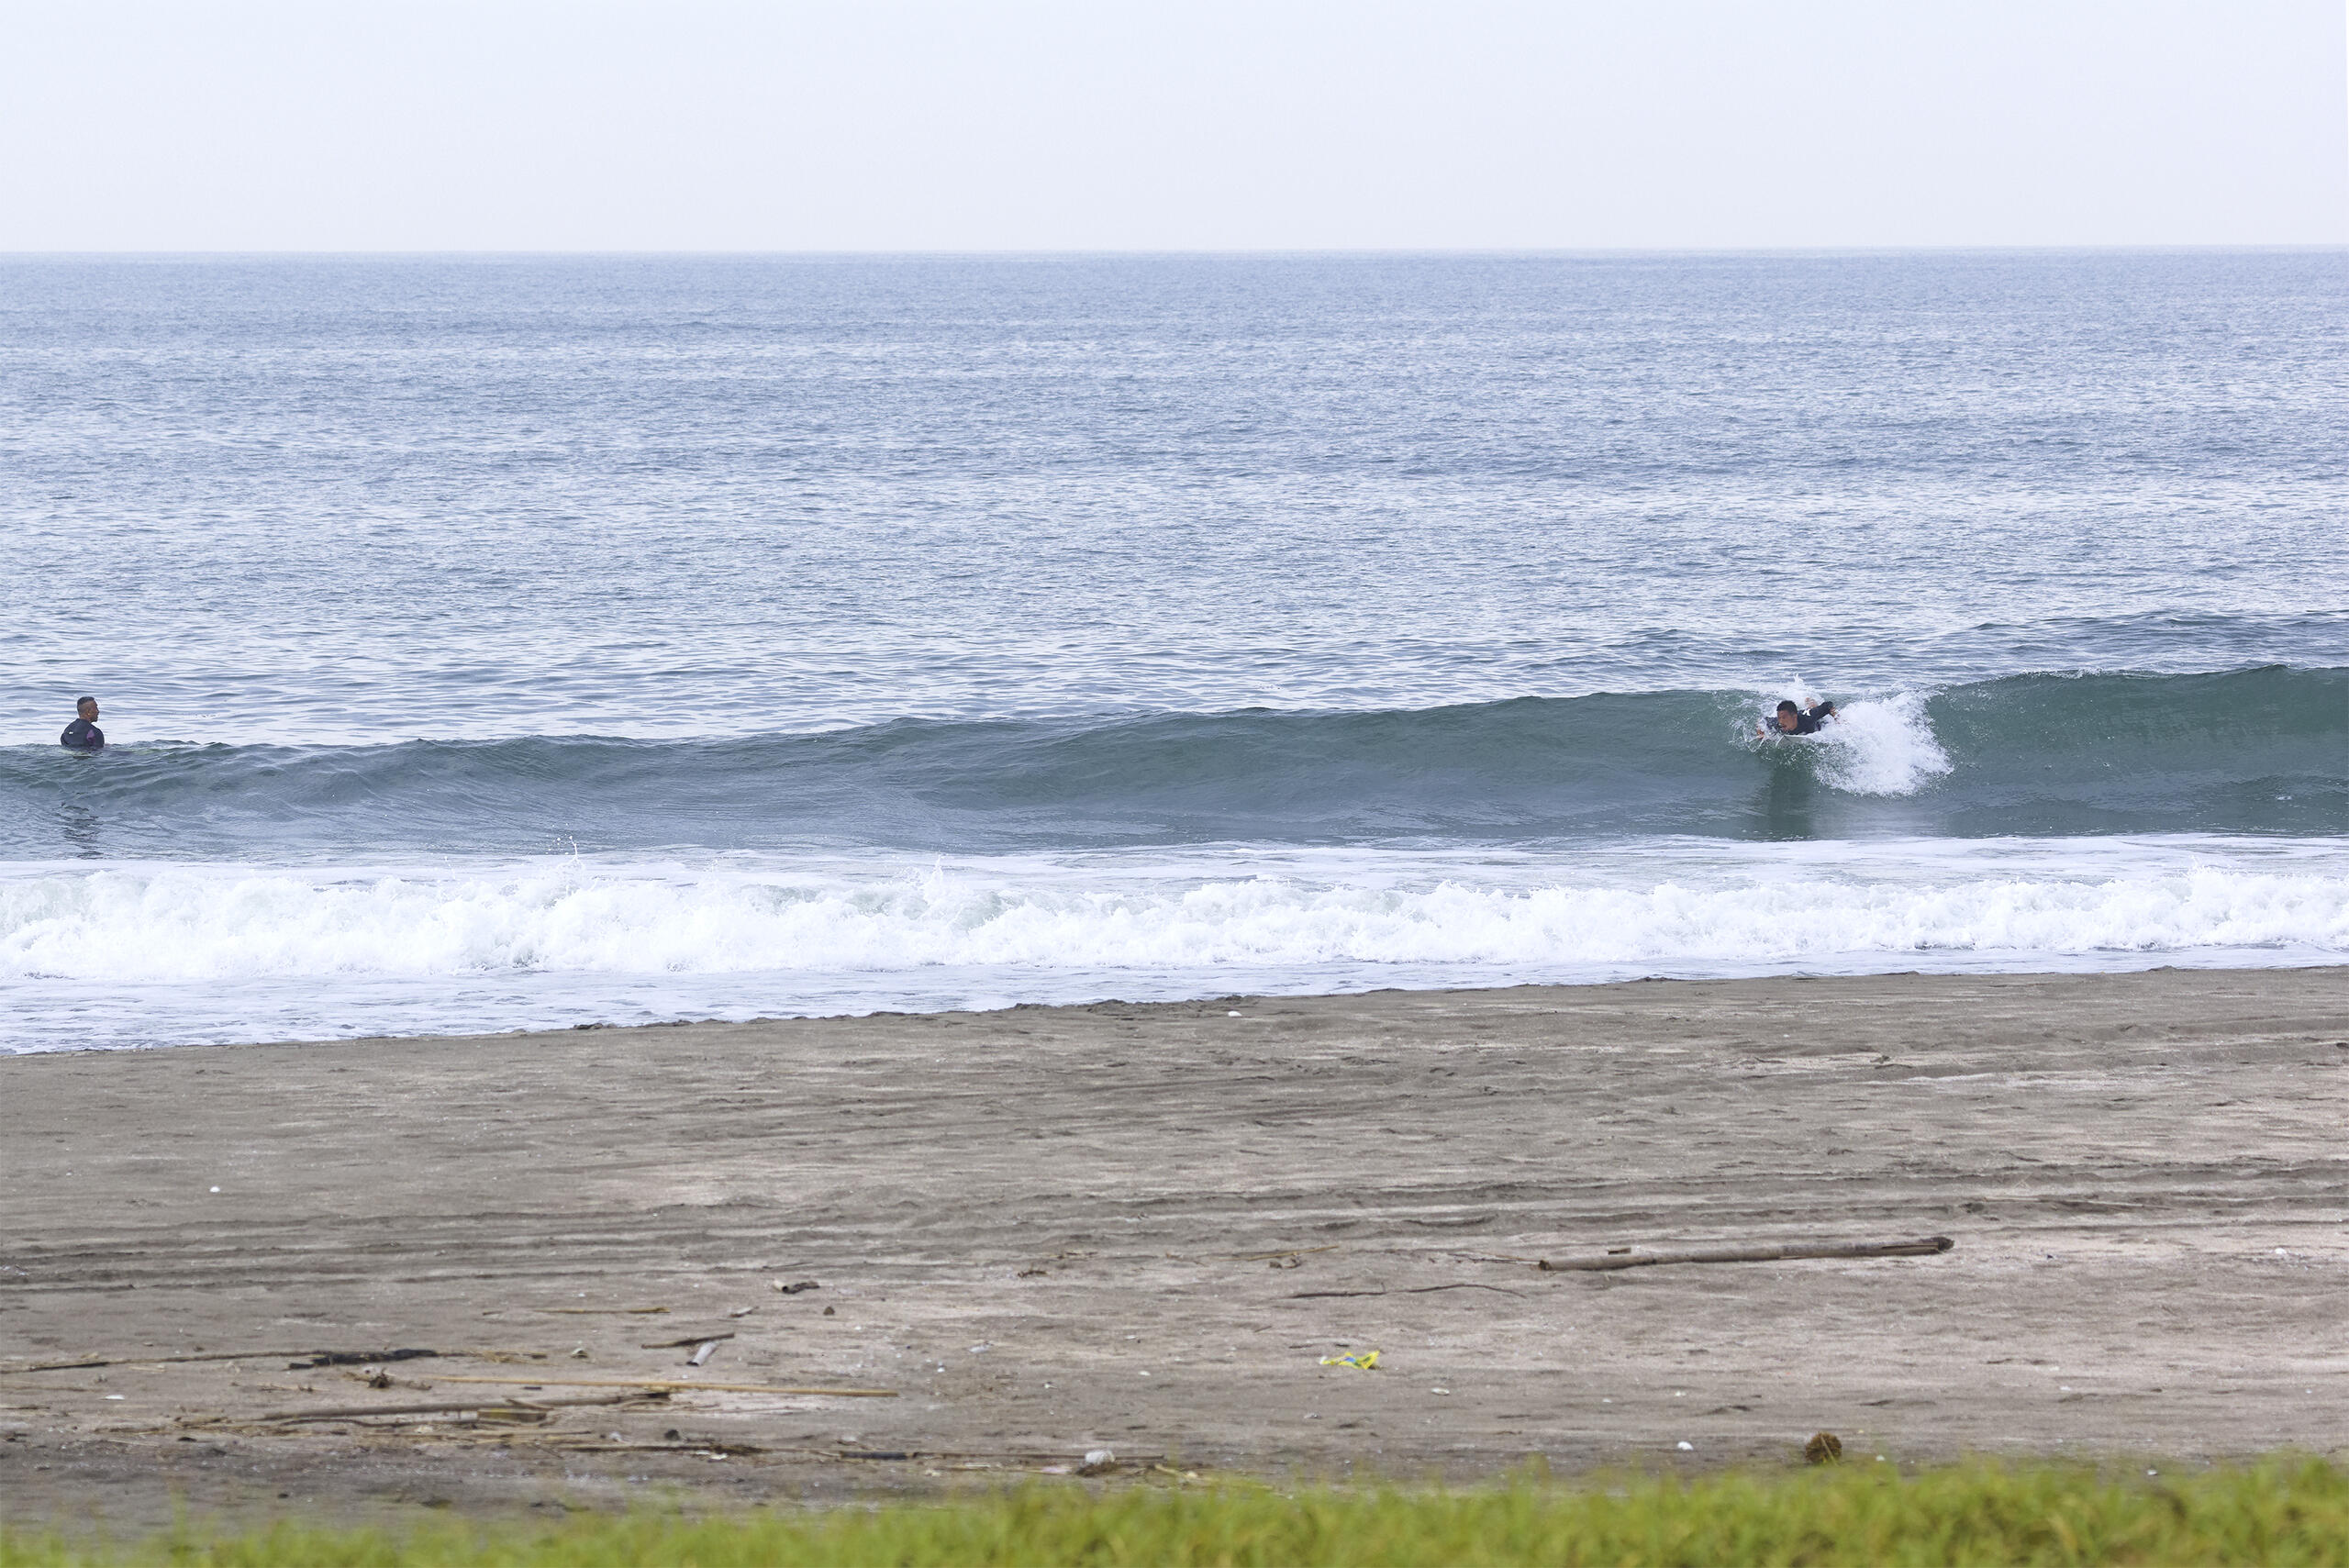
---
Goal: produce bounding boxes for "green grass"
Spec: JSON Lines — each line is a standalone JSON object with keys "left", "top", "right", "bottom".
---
{"left": 7, "top": 1458, "right": 2348, "bottom": 1566}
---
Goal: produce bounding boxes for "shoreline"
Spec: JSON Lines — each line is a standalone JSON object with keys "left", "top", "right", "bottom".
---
{"left": 3, "top": 965, "right": 2344, "bottom": 1527}
{"left": 14, "top": 947, "right": 2349, "bottom": 1060}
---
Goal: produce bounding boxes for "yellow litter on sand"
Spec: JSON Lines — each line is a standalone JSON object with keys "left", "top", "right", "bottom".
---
{"left": 1319, "top": 1351, "right": 1380, "bottom": 1371}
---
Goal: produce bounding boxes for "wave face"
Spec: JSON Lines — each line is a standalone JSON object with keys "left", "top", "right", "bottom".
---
{"left": 4, "top": 668, "right": 2342, "bottom": 861}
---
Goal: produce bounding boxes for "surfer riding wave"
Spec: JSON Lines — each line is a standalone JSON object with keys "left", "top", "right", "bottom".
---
{"left": 1756, "top": 698, "right": 1837, "bottom": 738}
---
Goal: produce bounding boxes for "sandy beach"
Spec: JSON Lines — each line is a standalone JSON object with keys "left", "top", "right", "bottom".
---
{"left": 3, "top": 965, "right": 2344, "bottom": 1529}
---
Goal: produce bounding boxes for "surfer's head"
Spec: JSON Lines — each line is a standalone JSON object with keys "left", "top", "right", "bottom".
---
{"left": 1774, "top": 700, "right": 1798, "bottom": 731}
{"left": 76, "top": 696, "right": 97, "bottom": 720}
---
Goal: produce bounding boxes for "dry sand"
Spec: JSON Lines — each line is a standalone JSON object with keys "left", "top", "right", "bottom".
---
{"left": 3, "top": 965, "right": 2345, "bottom": 1529}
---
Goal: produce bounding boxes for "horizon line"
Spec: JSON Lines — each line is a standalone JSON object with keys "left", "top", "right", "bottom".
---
{"left": 3, "top": 241, "right": 2345, "bottom": 262}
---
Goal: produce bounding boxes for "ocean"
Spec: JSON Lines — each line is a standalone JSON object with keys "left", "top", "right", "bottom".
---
{"left": 3, "top": 250, "right": 2344, "bottom": 1051}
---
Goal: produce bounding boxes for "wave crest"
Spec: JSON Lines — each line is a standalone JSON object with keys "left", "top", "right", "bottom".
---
{"left": 0, "top": 667, "right": 2340, "bottom": 857}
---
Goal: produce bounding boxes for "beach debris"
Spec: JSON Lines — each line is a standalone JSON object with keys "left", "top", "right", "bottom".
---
{"left": 547, "top": 1306, "right": 669, "bottom": 1316}
{"left": 1018, "top": 1268, "right": 1048, "bottom": 1278}
{"left": 1318, "top": 1351, "right": 1381, "bottom": 1371}
{"left": 688, "top": 1340, "right": 723, "bottom": 1367}
{"left": 4, "top": 1347, "right": 446, "bottom": 1376}
{"left": 227, "top": 1391, "right": 653, "bottom": 1425}
{"left": 1676, "top": 1441, "right": 1695, "bottom": 1451}
{"left": 1078, "top": 1447, "right": 1118, "bottom": 1475}
{"left": 1289, "top": 1283, "right": 1526, "bottom": 1300}
{"left": 727, "top": 1306, "right": 758, "bottom": 1318}
{"left": 1537, "top": 1236, "right": 1954, "bottom": 1273}
{"left": 1215, "top": 1244, "right": 1340, "bottom": 1263}
{"left": 770, "top": 1279, "right": 822, "bottom": 1295}
{"left": 823, "top": 1307, "right": 836, "bottom": 1316}
{"left": 429, "top": 1374, "right": 897, "bottom": 1396}
{"left": 1806, "top": 1431, "right": 1844, "bottom": 1464}
{"left": 640, "top": 1332, "right": 736, "bottom": 1350}
{"left": 261, "top": 1402, "right": 507, "bottom": 1425}
{"left": 288, "top": 1348, "right": 440, "bottom": 1370}
{"left": 569, "top": 1347, "right": 589, "bottom": 1359}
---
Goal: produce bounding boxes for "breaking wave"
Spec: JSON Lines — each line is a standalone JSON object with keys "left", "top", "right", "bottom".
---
{"left": 0, "top": 667, "right": 2341, "bottom": 858}
{"left": 6, "top": 835, "right": 2343, "bottom": 1050}
{"left": 5, "top": 842, "right": 2344, "bottom": 984}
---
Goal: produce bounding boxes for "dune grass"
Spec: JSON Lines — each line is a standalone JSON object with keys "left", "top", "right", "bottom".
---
{"left": 5, "top": 1457, "right": 2346, "bottom": 1566}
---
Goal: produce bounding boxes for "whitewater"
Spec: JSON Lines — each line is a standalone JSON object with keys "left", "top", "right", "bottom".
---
{"left": 5, "top": 836, "right": 2346, "bottom": 1049}
{"left": 3, "top": 251, "right": 2343, "bottom": 1051}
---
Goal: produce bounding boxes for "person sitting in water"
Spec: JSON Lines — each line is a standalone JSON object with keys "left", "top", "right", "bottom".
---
{"left": 1756, "top": 698, "right": 1836, "bottom": 738}
{"left": 59, "top": 696, "right": 106, "bottom": 752}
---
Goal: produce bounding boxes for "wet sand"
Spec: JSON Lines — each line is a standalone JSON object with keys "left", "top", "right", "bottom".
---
{"left": 3, "top": 965, "right": 2345, "bottom": 1529}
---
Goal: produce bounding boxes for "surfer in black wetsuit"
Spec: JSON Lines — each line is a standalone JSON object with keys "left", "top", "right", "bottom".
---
{"left": 60, "top": 697, "right": 106, "bottom": 752}
{"left": 1757, "top": 698, "right": 1836, "bottom": 738}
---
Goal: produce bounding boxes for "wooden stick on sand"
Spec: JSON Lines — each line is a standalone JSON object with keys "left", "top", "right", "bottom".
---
{"left": 1538, "top": 1236, "right": 1954, "bottom": 1273}
{"left": 429, "top": 1374, "right": 897, "bottom": 1397}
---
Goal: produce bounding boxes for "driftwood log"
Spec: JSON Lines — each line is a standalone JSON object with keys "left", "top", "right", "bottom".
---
{"left": 2, "top": 1347, "right": 440, "bottom": 1374}
{"left": 1538, "top": 1236, "right": 1954, "bottom": 1273}
{"left": 429, "top": 1373, "right": 898, "bottom": 1397}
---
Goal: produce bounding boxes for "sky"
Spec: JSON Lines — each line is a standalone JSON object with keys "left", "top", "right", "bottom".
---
{"left": 1, "top": 0, "right": 2343, "bottom": 251}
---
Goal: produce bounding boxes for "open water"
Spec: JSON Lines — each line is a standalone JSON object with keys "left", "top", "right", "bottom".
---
{"left": 3, "top": 251, "right": 2344, "bottom": 1051}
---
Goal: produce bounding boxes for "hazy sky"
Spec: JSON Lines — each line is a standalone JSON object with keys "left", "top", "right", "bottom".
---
{"left": 3, "top": 0, "right": 2343, "bottom": 250}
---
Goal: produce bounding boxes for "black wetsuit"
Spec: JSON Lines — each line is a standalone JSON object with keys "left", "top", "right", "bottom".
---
{"left": 60, "top": 717, "right": 105, "bottom": 751}
{"left": 1774, "top": 704, "right": 1834, "bottom": 736}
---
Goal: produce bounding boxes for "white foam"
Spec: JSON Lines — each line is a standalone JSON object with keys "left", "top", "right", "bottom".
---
{"left": 1812, "top": 691, "right": 1954, "bottom": 795}
{"left": 1759, "top": 686, "right": 1952, "bottom": 796}
{"left": 3, "top": 839, "right": 2345, "bottom": 1050}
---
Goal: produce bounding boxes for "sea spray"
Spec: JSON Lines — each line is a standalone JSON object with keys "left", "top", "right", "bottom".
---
{"left": 1812, "top": 693, "right": 1954, "bottom": 796}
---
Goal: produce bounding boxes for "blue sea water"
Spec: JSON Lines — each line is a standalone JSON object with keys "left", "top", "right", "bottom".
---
{"left": 2, "top": 251, "right": 2344, "bottom": 1051}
